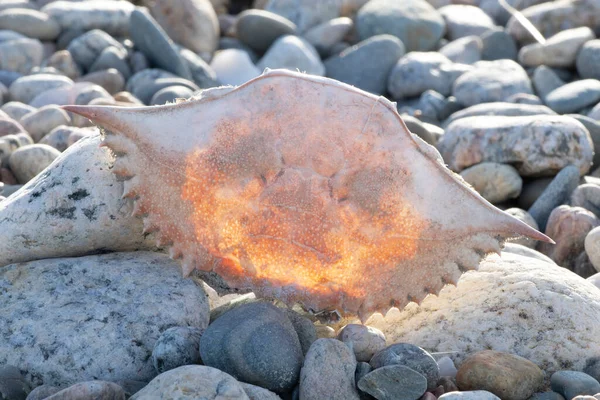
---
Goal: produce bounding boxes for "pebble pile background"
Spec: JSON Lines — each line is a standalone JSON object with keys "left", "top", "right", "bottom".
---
{"left": 1, "top": 0, "right": 600, "bottom": 399}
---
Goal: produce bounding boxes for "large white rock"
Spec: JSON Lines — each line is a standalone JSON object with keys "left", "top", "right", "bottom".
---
{"left": 367, "top": 252, "right": 600, "bottom": 376}
{"left": 0, "top": 134, "right": 156, "bottom": 267}
{"left": 0, "top": 251, "right": 210, "bottom": 387}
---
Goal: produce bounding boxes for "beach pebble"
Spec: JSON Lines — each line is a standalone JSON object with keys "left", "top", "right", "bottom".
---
{"left": 0, "top": 9, "right": 60, "bottom": 41}
{"left": 456, "top": 350, "right": 544, "bottom": 400}
{"left": 66, "top": 29, "right": 126, "bottom": 71}
{"left": 89, "top": 46, "right": 131, "bottom": 80}
{"left": 41, "top": 0, "right": 134, "bottom": 37}
{"left": 502, "top": 243, "right": 556, "bottom": 264}
{"left": 39, "top": 125, "right": 78, "bottom": 151}
{"left": 388, "top": 52, "right": 468, "bottom": 99}
{"left": 1, "top": 252, "right": 209, "bottom": 387}
{"left": 439, "top": 36, "right": 482, "bottom": 65}
{"left": 240, "top": 382, "right": 282, "bottom": 400}
{"left": 44, "top": 50, "right": 81, "bottom": 79}
{"left": 284, "top": 309, "right": 317, "bottom": 356}
{"left": 200, "top": 302, "right": 303, "bottom": 392}
{"left": 0, "top": 38, "right": 43, "bottom": 74}
{"left": 572, "top": 184, "right": 600, "bottom": 217}
{"left": 356, "top": 0, "right": 445, "bottom": 52}
{"left": 26, "top": 385, "right": 63, "bottom": 400}
{"left": 519, "top": 27, "right": 595, "bottom": 68}
{"left": 0, "top": 118, "right": 26, "bottom": 136}
{"left": 459, "top": 162, "right": 522, "bottom": 203}
{"left": 528, "top": 166, "right": 582, "bottom": 230}
{"left": 437, "top": 357, "right": 458, "bottom": 379}
{"left": 19, "top": 105, "right": 70, "bottom": 142}
{"left": 532, "top": 65, "right": 565, "bottom": 101}
{"left": 438, "top": 116, "right": 593, "bottom": 176}
{"left": 506, "top": 0, "right": 600, "bottom": 45}
{"left": 236, "top": 9, "right": 296, "bottom": 52}
{"left": 257, "top": 35, "right": 324, "bottom": 76}
{"left": 438, "top": 5, "right": 496, "bottom": 40}
{"left": 545, "top": 80, "right": 600, "bottom": 114}
{"left": 179, "top": 48, "right": 220, "bottom": 89}
{"left": 551, "top": 371, "right": 600, "bottom": 399}
{"left": 8, "top": 143, "right": 60, "bottom": 183}
{"left": 577, "top": 39, "right": 600, "bottom": 80}
{"left": 264, "top": 0, "right": 341, "bottom": 32}
{"left": 125, "top": 69, "right": 178, "bottom": 101}
{"left": 130, "top": 365, "right": 249, "bottom": 400}
{"left": 210, "top": 49, "right": 261, "bottom": 86}
{"left": 77, "top": 68, "right": 125, "bottom": 95}
{"left": 129, "top": 9, "right": 191, "bottom": 80}
{"left": 299, "top": 338, "right": 360, "bottom": 400}
{"left": 324, "top": 34, "right": 404, "bottom": 94}
{"left": 438, "top": 391, "right": 500, "bottom": 399}
{"left": 304, "top": 17, "right": 353, "bottom": 56}
{"left": 336, "top": 324, "right": 386, "bottom": 363}
{"left": 133, "top": 77, "right": 198, "bottom": 105}
{"left": 44, "top": 381, "right": 126, "bottom": 400}
{"left": 481, "top": 28, "right": 518, "bottom": 61}
{"left": 370, "top": 343, "right": 440, "bottom": 391}
{"left": 443, "top": 102, "right": 555, "bottom": 126}
{"left": 529, "top": 392, "right": 566, "bottom": 400}
{"left": 150, "top": 0, "right": 219, "bottom": 54}
{"left": 366, "top": 252, "right": 600, "bottom": 384}
{"left": 152, "top": 326, "right": 203, "bottom": 374}
{"left": 150, "top": 85, "right": 195, "bottom": 105}
{"left": 585, "top": 226, "right": 600, "bottom": 273}
{"left": 358, "top": 365, "right": 427, "bottom": 400}
{"left": 452, "top": 59, "right": 533, "bottom": 107}
{"left": 0, "top": 365, "right": 30, "bottom": 400}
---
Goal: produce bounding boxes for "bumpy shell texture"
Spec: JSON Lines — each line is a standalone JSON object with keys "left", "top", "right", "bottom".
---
{"left": 64, "top": 69, "right": 551, "bottom": 321}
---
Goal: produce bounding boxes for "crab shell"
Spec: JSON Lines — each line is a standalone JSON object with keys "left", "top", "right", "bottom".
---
{"left": 64, "top": 69, "right": 551, "bottom": 321}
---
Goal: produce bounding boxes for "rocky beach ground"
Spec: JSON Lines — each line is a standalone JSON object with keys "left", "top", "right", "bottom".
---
{"left": 1, "top": 0, "right": 600, "bottom": 399}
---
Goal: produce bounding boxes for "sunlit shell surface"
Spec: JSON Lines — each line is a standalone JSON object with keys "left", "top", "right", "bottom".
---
{"left": 65, "top": 69, "right": 550, "bottom": 320}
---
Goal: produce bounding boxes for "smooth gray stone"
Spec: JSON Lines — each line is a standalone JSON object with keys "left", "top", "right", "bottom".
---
{"left": 577, "top": 39, "right": 600, "bottom": 80}
{"left": 44, "top": 381, "right": 126, "bottom": 400}
{"left": 89, "top": 46, "right": 131, "bottom": 79}
{"left": 0, "top": 365, "right": 30, "bottom": 400}
{"left": 529, "top": 392, "right": 566, "bottom": 400}
{"left": 370, "top": 343, "right": 439, "bottom": 391}
{"left": 532, "top": 65, "right": 565, "bottom": 101}
{"left": 356, "top": 0, "right": 445, "bottom": 52}
{"left": 129, "top": 9, "right": 190, "bottom": 80}
{"left": 481, "top": 28, "right": 518, "bottom": 61}
{"left": 551, "top": 370, "right": 600, "bottom": 399}
{"left": 584, "top": 357, "right": 600, "bottom": 383}
{"left": 568, "top": 114, "right": 600, "bottom": 169}
{"left": 438, "top": 391, "right": 500, "bottom": 399}
{"left": 325, "top": 34, "right": 405, "bottom": 95}
{"left": 358, "top": 365, "right": 427, "bottom": 400}
{"left": 179, "top": 48, "right": 219, "bottom": 89}
{"left": 528, "top": 165, "right": 581, "bottom": 230}
{"left": 0, "top": 70, "right": 21, "bottom": 87}
{"left": 136, "top": 77, "right": 198, "bottom": 105}
{"left": 545, "top": 80, "right": 600, "bottom": 114}
{"left": 0, "top": 38, "right": 43, "bottom": 74}
{"left": 200, "top": 302, "right": 303, "bottom": 392}
{"left": 444, "top": 102, "right": 555, "bottom": 126}
{"left": 236, "top": 9, "right": 296, "bottom": 52}
{"left": 150, "top": 85, "right": 195, "bottom": 105}
{"left": 67, "top": 29, "right": 126, "bottom": 71}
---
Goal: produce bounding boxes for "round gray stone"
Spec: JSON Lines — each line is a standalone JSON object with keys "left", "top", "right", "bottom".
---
{"left": 325, "top": 34, "right": 405, "bottom": 95}
{"left": 152, "top": 326, "right": 203, "bottom": 374}
{"left": 438, "top": 5, "right": 496, "bottom": 40}
{"left": 481, "top": 28, "right": 518, "bottom": 61}
{"left": 577, "top": 39, "right": 600, "bottom": 80}
{"left": 199, "top": 302, "right": 303, "bottom": 392}
{"left": 67, "top": 29, "right": 126, "bottom": 71}
{"left": 545, "top": 80, "right": 600, "bottom": 114}
{"left": 532, "top": 65, "right": 565, "bottom": 101}
{"left": 150, "top": 85, "right": 195, "bottom": 105}
{"left": 129, "top": 9, "right": 191, "bottom": 80}
{"left": 8, "top": 143, "right": 60, "bottom": 183}
{"left": 0, "top": 38, "right": 43, "bottom": 74}
{"left": 0, "top": 8, "right": 60, "bottom": 40}
{"left": 356, "top": 0, "right": 445, "bottom": 52}
{"left": 257, "top": 34, "right": 324, "bottom": 77}
{"left": 236, "top": 9, "right": 296, "bottom": 52}
{"left": 370, "top": 343, "right": 439, "bottom": 391}
{"left": 299, "top": 338, "right": 360, "bottom": 400}
{"left": 358, "top": 365, "right": 427, "bottom": 400}
{"left": 551, "top": 371, "right": 600, "bottom": 399}
{"left": 89, "top": 46, "right": 131, "bottom": 80}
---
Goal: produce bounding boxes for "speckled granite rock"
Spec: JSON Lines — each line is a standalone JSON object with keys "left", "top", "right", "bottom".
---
{"left": 438, "top": 115, "right": 593, "bottom": 176}
{"left": 0, "top": 251, "right": 210, "bottom": 387}
{"left": 0, "top": 134, "right": 156, "bottom": 268}
{"left": 367, "top": 252, "right": 600, "bottom": 379}
{"left": 130, "top": 366, "right": 249, "bottom": 399}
